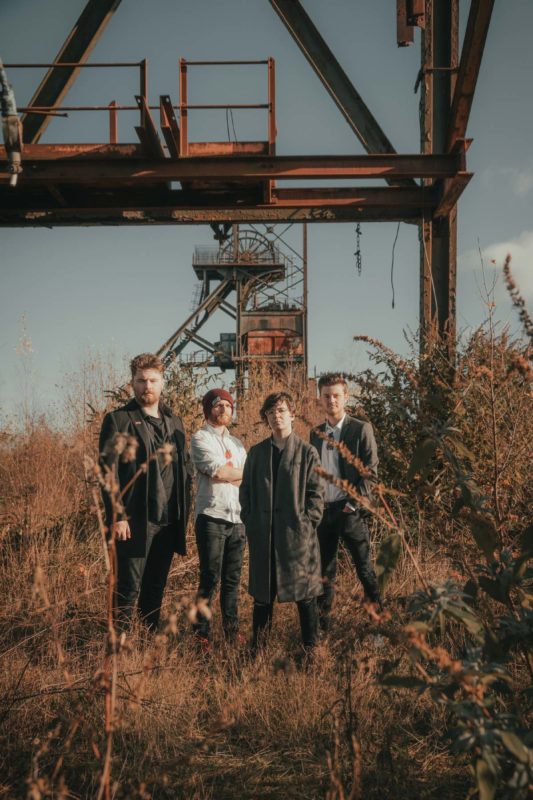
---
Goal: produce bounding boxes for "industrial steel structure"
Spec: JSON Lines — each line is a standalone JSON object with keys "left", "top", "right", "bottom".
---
{"left": 0, "top": 0, "right": 495, "bottom": 348}
{"left": 157, "top": 225, "right": 308, "bottom": 382}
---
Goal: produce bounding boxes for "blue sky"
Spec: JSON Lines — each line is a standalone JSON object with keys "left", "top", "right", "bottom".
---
{"left": 1, "top": 1, "right": 532, "bottom": 418}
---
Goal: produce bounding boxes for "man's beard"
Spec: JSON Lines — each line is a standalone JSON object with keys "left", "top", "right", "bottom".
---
{"left": 210, "top": 411, "right": 231, "bottom": 426}
{"left": 138, "top": 391, "right": 157, "bottom": 406}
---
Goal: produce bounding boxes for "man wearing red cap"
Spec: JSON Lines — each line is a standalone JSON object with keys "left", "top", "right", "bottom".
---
{"left": 190, "top": 388, "right": 247, "bottom": 646}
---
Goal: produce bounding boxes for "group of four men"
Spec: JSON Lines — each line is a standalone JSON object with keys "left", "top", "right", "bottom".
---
{"left": 99, "top": 352, "right": 382, "bottom": 654}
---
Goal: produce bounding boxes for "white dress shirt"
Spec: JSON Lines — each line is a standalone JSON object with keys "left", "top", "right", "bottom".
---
{"left": 321, "top": 414, "right": 348, "bottom": 503}
{"left": 190, "top": 423, "right": 247, "bottom": 523}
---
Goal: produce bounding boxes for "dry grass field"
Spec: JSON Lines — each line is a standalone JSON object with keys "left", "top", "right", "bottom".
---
{"left": 0, "top": 507, "right": 464, "bottom": 799}
{"left": 1, "top": 269, "right": 532, "bottom": 799}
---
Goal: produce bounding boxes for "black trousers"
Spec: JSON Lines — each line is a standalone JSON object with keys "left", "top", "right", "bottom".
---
{"left": 317, "top": 505, "right": 381, "bottom": 630}
{"left": 194, "top": 513, "right": 245, "bottom": 640}
{"left": 115, "top": 522, "right": 175, "bottom": 632}
{"left": 252, "top": 597, "right": 319, "bottom": 651}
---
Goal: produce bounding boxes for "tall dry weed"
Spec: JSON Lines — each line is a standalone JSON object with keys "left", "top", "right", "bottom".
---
{"left": 1, "top": 270, "right": 531, "bottom": 798}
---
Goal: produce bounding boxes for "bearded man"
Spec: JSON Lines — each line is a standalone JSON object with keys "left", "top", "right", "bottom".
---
{"left": 190, "top": 388, "right": 247, "bottom": 646}
{"left": 99, "top": 353, "right": 191, "bottom": 632}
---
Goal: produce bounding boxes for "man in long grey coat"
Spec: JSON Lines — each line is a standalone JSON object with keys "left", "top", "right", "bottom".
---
{"left": 239, "top": 391, "right": 324, "bottom": 653}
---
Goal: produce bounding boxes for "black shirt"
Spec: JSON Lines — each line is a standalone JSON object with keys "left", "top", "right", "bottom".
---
{"left": 144, "top": 413, "right": 176, "bottom": 526}
{"left": 271, "top": 440, "right": 283, "bottom": 499}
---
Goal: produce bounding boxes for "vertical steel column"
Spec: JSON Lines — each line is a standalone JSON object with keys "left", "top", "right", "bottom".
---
{"left": 266, "top": 57, "right": 276, "bottom": 203}
{"left": 397, "top": 0, "right": 415, "bottom": 47}
{"left": 303, "top": 223, "right": 308, "bottom": 373}
{"left": 268, "top": 57, "right": 276, "bottom": 155}
{"left": 233, "top": 225, "right": 243, "bottom": 386}
{"left": 108, "top": 100, "right": 118, "bottom": 143}
{"left": 139, "top": 59, "right": 148, "bottom": 129}
{"left": 419, "top": 0, "right": 459, "bottom": 350}
{"left": 179, "top": 59, "right": 188, "bottom": 156}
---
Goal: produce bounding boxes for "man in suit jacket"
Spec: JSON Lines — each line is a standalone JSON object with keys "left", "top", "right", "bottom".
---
{"left": 310, "top": 372, "right": 381, "bottom": 633}
{"left": 240, "top": 391, "right": 324, "bottom": 654}
{"left": 99, "top": 353, "right": 191, "bottom": 632}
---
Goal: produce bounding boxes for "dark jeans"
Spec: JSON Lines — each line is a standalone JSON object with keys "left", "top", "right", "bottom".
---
{"left": 194, "top": 513, "right": 245, "bottom": 640}
{"left": 252, "top": 597, "right": 319, "bottom": 651}
{"left": 317, "top": 505, "right": 381, "bottom": 630}
{"left": 115, "top": 522, "right": 175, "bottom": 632}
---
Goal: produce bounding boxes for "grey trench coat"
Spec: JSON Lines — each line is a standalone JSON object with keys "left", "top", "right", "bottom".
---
{"left": 239, "top": 432, "right": 324, "bottom": 604}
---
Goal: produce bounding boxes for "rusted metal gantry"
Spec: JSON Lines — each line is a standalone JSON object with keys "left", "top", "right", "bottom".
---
{"left": 0, "top": 0, "right": 495, "bottom": 345}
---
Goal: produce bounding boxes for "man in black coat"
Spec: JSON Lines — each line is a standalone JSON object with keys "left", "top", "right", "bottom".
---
{"left": 310, "top": 372, "right": 381, "bottom": 633}
{"left": 99, "top": 353, "right": 191, "bottom": 631}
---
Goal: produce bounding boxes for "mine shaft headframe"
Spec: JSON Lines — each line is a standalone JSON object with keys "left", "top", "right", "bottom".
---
{"left": 157, "top": 224, "right": 308, "bottom": 377}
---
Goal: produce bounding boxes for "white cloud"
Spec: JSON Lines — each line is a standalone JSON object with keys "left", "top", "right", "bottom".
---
{"left": 511, "top": 170, "right": 533, "bottom": 197}
{"left": 480, "top": 166, "right": 533, "bottom": 198}
{"left": 460, "top": 230, "right": 533, "bottom": 301}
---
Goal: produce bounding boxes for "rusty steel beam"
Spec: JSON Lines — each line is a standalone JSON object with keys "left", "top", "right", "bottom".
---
{"left": 0, "top": 207, "right": 423, "bottom": 226}
{"left": 0, "top": 190, "right": 425, "bottom": 226}
{"left": 447, "top": 0, "right": 495, "bottom": 150}
{"left": 273, "top": 186, "right": 437, "bottom": 208}
{"left": 434, "top": 171, "right": 473, "bottom": 218}
{"left": 0, "top": 144, "right": 146, "bottom": 160}
{"left": 397, "top": 0, "right": 415, "bottom": 47}
{"left": 0, "top": 152, "right": 463, "bottom": 184}
{"left": 159, "top": 96, "right": 180, "bottom": 157}
{"left": 269, "top": 0, "right": 401, "bottom": 159}
{"left": 21, "top": 0, "right": 122, "bottom": 144}
{"left": 0, "top": 186, "right": 435, "bottom": 211}
{"left": 420, "top": 0, "right": 459, "bottom": 347}
{"left": 134, "top": 96, "right": 166, "bottom": 158}
{"left": 407, "top": 0, "right": 425, "bottom": 27}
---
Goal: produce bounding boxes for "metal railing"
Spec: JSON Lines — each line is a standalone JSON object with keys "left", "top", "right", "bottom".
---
{"left": 5, "top": 57, "right": 277, "bottom": 152}
{"left": 4, "top": 60, "right": 148, "bottom": 142}
{"left": 179, "top": 58, "right": 276, "bottom": 156}
{"left": 193, "top": 244, "right": 284, "bottom": 265}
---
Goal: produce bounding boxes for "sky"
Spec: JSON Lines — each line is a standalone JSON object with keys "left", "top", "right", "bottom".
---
{"left": 1, "top": 0, "right": 532, "bottom": 420}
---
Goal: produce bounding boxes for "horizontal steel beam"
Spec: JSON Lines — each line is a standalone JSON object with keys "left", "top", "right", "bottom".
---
{"left": 0, "top": 186, "right": 435, "bottom": 209}
{"left": 0, "top": 144, "right": 146, "bottom": 160}
{"left": 0, "top": 203, "right": 424, "bottom": 227}
{"left": 0, "top": 184, "right": 436, "bottom": 209}
{"left": 273, "top": 186, "right": 436, "bottom": 207}
{"left": 0, "top": 152, "right": 463, "bottom": 183}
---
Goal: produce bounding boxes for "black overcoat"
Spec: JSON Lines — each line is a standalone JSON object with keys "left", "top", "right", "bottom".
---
{"left": 310, "top": 415, "right": 378, "bottom": 499}
{"left": 99, "top": 399, "right": 191, "bottom": 558}
{"left": 239, "top": 432, "right": 324, "bottom": 604}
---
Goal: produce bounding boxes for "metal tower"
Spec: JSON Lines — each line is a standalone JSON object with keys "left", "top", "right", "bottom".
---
{"left": 157, "top": 224, "right": 308, "bottom": 382}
